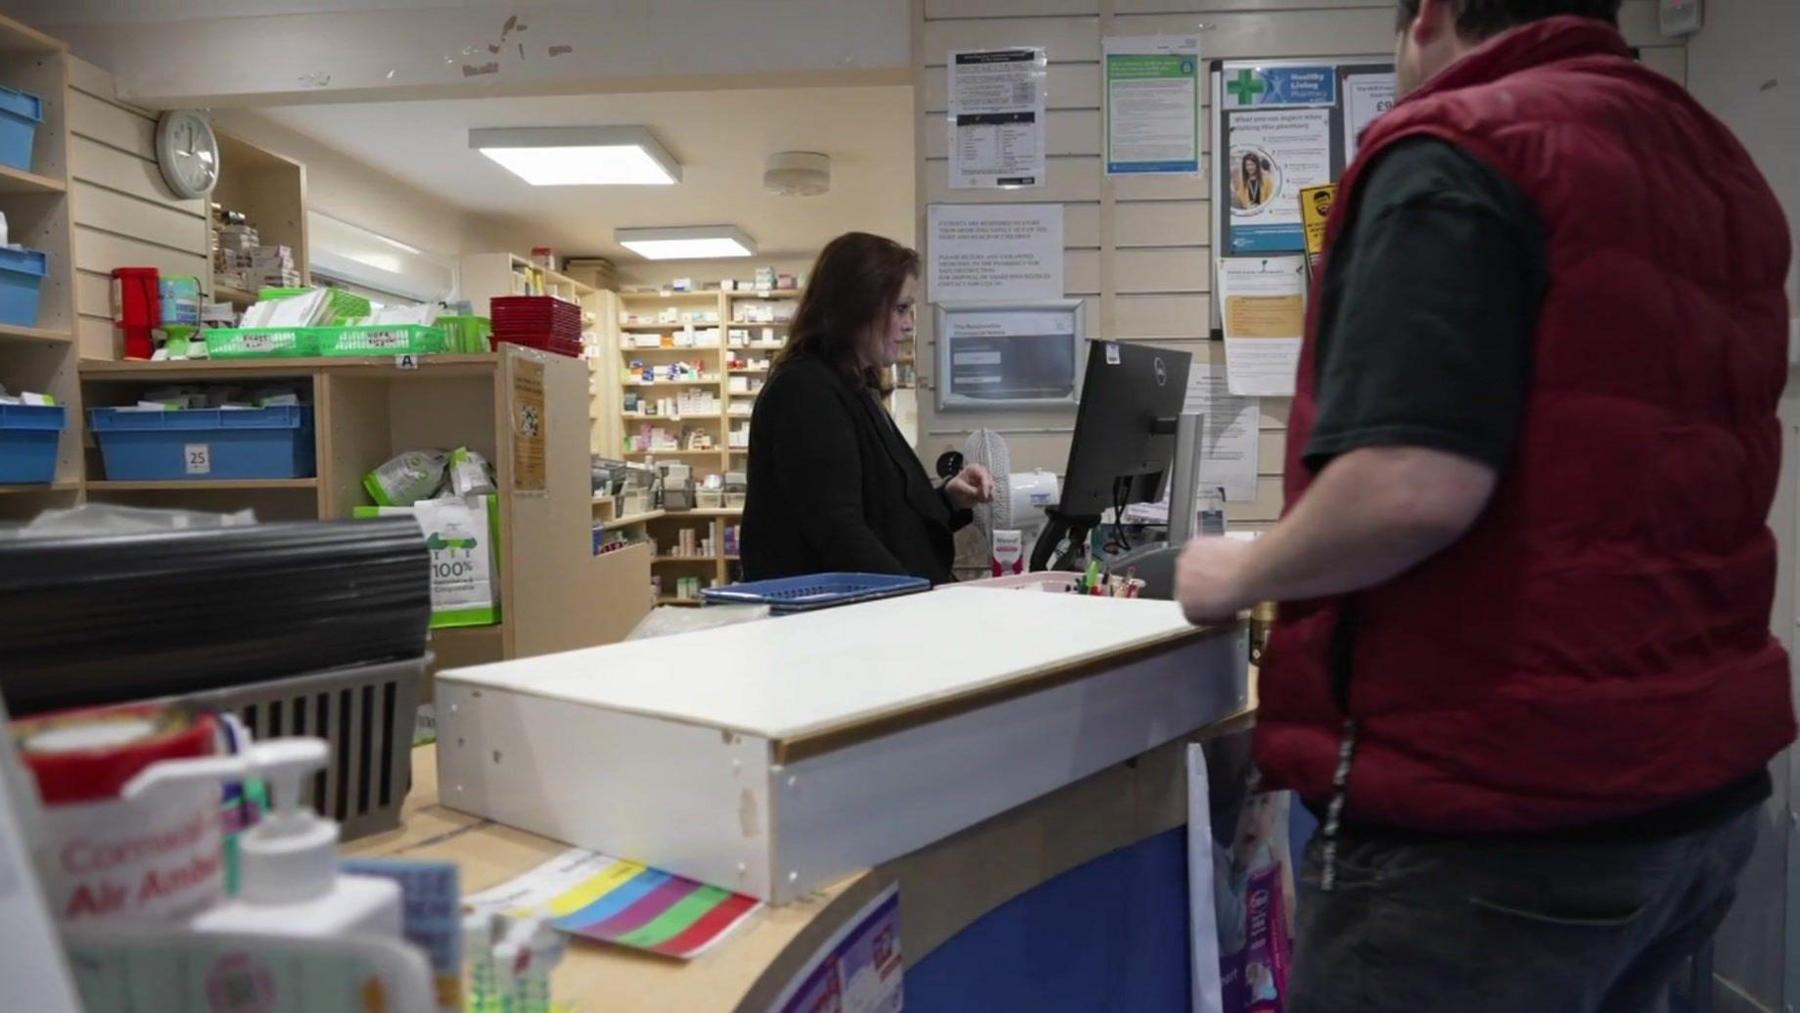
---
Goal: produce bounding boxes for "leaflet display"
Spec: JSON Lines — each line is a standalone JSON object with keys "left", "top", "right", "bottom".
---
{"left": 1209, "top": 57, "right": 1394, "bottom": 335}
{"left": 1212, "top": 59, "right": 1393, "bottom": 256}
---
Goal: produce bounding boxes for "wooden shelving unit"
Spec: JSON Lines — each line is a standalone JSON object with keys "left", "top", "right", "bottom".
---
{"left": 611, "top": 288, "right": 797, "bottom": 479}
{"left": 86, "top": 478, "right": 318, "bottom": 491}
{"left": 210, "top": 131, "right": 310, "bottom": 293}
{"left": 0, "top": 322, "right": 71, "bottom": 345}
{"left": 601, "top": 284, "right": 801, "bottom": 598}
{"left": 459, "top": 252, "right": 597, "bottom": 311}
{"left": 78, "top": 345, "right": 651, "bottom": 665}
{"left": 0, "top": 15, "right": 81, "bottom": 521}
{"left": 0, "top": 162, "right": 64, "bottom": 194}
{"left": 212, "top": 283, "right": 260, "bottom": 308}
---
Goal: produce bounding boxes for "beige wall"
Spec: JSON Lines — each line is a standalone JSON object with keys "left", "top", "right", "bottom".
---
{"left": 911, "top": 0, "right": 1686, "bottom": 530}
{"left": 207, "top": 108, "right": 517, "bottom": 260}
{"left": 1686, "top": 2, "right": 1800, "bottom": 1007}
{"left": 65, "top": 58, "right": 211, "bottom": 359}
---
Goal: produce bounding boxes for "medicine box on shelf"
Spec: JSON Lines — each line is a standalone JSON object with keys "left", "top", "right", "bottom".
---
{"left": 89, "top": 406, "right": 316, "bottom": 480}
{"left": 0, "top": 84, "right": 43, "bottom": 173}
{"left": 0, "top": 403, "right": 65, "bottom": 484}
{"left": 0, "top": 246, "right": 49, "bottom": 328}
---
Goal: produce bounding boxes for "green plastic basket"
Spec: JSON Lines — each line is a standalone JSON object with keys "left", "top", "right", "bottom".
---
{"left": 203, "top": 327, "right": 322, "bottom": 358}
{"left": 316, "top": 324, "right": 448, "bottom": 357}
{"left": 257, "top": 286, "right": 373, "bottom": 325}
{"left": 436, "top": 316, "right": 492, "bottom": 354}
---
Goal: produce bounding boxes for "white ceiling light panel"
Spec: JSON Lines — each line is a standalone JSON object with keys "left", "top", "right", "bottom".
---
{"left": 616, "top": 226, "right": 758, "bottom": 260}
{"left": 469, "top": 126, "right": 681, "bottom": 186}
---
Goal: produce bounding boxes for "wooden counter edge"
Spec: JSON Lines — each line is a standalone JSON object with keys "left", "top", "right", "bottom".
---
{"left": 775, "top": 619, "right": 1242, "bottom": 763}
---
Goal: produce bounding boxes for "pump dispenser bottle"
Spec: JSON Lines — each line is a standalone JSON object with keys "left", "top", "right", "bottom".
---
{"left": 193, "top": 739, "right": 401, "bottom": 938}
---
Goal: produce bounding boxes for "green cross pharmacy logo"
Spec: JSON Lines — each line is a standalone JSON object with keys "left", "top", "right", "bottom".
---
{"left": 1228, "top": 68, "right": 1266, "bottom": 106}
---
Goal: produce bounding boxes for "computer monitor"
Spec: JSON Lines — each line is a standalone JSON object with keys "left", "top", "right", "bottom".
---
{"left": 1029, "top": 341, "right": 1191, "bottom": 571}
{"left": 1059, "top": 340, "right": 1192, "bottom": 518}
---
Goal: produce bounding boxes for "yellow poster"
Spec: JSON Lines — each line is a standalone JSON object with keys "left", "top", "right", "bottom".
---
{"left": 511, "top": 357, "right": 546, "bottom": 494}
{"left": 1299, "top": 183, "right": 1336, "bottom": 259}
{"left": 1224, "top": 293, "right": 1305, "bottom": 338}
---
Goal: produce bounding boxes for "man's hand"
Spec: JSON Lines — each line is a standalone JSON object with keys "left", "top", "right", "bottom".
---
{"left": 1172, "top": 447, "right": 1497, "bottom": 629}
{"left": 1176, "top": 536, "right": 1256, "bottom": 624}
{"left": 945, "top": 464, "right": 996, "bottom": 510}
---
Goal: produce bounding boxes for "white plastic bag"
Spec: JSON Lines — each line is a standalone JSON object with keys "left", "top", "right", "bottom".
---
{"left": 363, "top": 449, "right": 448, "bottom": 507}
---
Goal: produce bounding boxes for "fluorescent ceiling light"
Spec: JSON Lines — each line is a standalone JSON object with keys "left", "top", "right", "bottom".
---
{"left": 469, "top": 126, "right": 681, "bottom": 186}
{"left": 617, "top": 226, "right": 757, "bottom": 260}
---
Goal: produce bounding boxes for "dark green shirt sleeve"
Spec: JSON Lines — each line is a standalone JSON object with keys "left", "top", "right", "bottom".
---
{"left": 1302, "top": 137, "right": 1547, "bottom": 474}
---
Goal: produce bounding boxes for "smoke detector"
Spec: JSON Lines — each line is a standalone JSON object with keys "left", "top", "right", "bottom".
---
{"left": 764, "top": 151, "right": 831, "bottom": 197}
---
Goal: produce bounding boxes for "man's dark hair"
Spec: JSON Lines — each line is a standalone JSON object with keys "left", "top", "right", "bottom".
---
{"left": 1396, "top": 0, "right": 1622, "bottom": 37}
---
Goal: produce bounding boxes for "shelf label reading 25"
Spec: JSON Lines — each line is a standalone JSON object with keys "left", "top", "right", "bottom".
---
{"left": 184, "top": 443, "right": 212, "bottom": 475}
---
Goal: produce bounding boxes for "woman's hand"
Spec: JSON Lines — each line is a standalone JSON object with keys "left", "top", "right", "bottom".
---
{"left": 944, "top": 464, "right": 997, "bottom": 510}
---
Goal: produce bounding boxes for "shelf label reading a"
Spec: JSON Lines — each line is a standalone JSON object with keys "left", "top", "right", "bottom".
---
{"left": 395, "top": 354, "right": 421, "bottom": 370}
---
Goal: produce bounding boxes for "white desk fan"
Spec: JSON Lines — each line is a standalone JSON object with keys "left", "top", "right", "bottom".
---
{"left": 961, "top": 429, "right": 1060, "bottom": 574}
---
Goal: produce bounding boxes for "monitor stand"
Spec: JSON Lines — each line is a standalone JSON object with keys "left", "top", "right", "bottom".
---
{"left": 1029, "top": 509, "right": 1093, "bottom": 572}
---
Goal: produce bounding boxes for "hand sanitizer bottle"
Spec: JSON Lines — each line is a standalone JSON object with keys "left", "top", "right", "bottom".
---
{"left": 192, "top": 739, "right": 401, "bottom": 939}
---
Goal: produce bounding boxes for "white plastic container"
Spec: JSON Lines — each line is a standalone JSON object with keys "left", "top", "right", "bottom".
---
{"left": 193, "top": 739, "right": 401, "bottom": 940}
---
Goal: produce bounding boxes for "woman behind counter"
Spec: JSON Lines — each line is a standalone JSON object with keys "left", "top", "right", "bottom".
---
{"left": 742, "top": 232, "right": 993, "bottom": 584}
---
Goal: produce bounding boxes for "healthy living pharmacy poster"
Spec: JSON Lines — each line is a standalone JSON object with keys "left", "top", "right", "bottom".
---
{"left": 1214, "top": 60, "right": 1394, "bottom": 254}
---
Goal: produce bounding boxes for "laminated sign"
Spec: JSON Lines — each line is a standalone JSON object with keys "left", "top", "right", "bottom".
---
{"left": 511, "top": 358, "right": 546, "bottom": 494}
{"left": 948, "top": 47, "right": 1047, "bottom": 189}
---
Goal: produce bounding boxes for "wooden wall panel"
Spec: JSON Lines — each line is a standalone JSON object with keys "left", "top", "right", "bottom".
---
{"left": 913, "top": 2, "right": 1687, "bottom": 528}
{"left": 66, "top": 57, "right": 211, "bottom": 354}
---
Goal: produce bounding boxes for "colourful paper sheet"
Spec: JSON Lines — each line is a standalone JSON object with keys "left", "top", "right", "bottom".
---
{"left": 464, "top": 848, "right": 762, "bottom": 960}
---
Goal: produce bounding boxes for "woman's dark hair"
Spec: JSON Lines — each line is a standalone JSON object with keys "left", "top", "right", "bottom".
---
{"left": 1396, "top": 0, "right": 1621, "bottom": 37}
{"left": 1241, "top": 152, "right": 1263, "bottom": 178}
{"left": 774, "top": 232, "right": 919, "bottom": 389}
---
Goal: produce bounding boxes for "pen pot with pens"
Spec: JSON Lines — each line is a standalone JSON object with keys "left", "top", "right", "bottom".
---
{"left": 1069, "top": 558, "right": 1147, "bottom": 598}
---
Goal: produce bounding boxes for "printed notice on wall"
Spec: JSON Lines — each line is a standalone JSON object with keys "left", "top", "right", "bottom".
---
{"left": 1225, "top": 107, "right": 1332, "bottom": 253}
{"left": 927, "top": 203, "right": 1063, "bottom": 303}
{"left": 511, "top": 357, "right": 546, "bottom": 495}
{"left": 1342, "top": 72, "right": 1396, "bottom": 163}
{"left": 1104, "top": 34, "right": 1202, "bottom": 175}
{"left": 948, "top": 47, "right": 1047, "bottom": 189}
{"left": 1219, "top": 256, "right": 1306, "bottom": 396}
{"left": 1185, "top": 363, "right": 1260, "bottom": 502}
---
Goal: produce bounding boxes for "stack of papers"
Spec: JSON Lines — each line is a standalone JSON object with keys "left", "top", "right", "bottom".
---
{"left": 353, "top": 303, "right": 440, "bottom": 327}
{"left": 0, "top": 386, "right": 55, "bottom": 407}
{"left": 239, "top": 288, "right": 333, "bottom": 329}
{"left": 248, "top": 245, "right": 302, "bottom": 288}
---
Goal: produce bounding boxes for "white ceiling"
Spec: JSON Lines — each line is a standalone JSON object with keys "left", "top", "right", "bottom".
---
{"left": 0, "top": 0, "right": 910, "bottom": 107}
{"left": 253, "top": 84, "right": 916, "bottom": 261}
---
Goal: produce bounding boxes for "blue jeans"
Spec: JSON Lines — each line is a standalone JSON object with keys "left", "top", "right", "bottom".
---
{"left": 1287, "top": 808, "right": 1758, "bottom": 1012}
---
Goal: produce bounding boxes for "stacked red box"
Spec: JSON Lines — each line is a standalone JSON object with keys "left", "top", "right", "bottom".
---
{"left": 490, "top": 295, "right": 584, "bottom": 357}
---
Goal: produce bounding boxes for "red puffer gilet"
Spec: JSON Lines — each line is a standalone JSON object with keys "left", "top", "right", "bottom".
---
{"left": 1256, "top": 17, "right": 1796, "bottom": 832}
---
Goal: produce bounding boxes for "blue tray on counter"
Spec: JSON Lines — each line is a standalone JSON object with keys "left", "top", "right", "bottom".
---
{"left": 700, "top": 572, "right": 930, "bottom": 613}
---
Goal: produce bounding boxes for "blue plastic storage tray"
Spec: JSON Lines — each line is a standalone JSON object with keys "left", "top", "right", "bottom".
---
{"left": 89, "top": 406, "right": 316, "bottom": 481}
{"left": 0, "top": 403, "right": 65, "bottom": 484}
{"left": 701, "top": 572, "right": 931, "bottom": 613}
{"left": 0, "top": 84, "right": 43, "bottom": 173}
{"left": 0, "top": 245, "right": 48, "bottom": 329}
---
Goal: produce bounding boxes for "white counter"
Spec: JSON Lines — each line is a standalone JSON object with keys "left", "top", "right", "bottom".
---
{"left": 436, "top": 589, "right": 1246, "bottom": 903}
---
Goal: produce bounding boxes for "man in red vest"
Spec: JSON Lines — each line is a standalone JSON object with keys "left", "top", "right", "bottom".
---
{"left": 1177, "top": 0, "right": 1793, "bottom": 1007}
